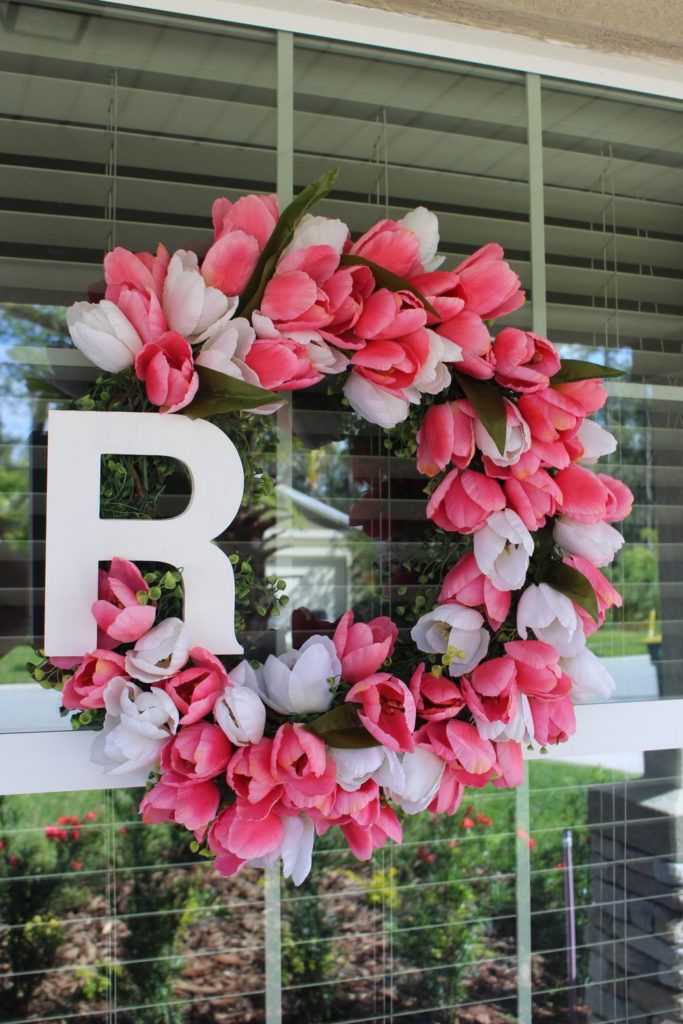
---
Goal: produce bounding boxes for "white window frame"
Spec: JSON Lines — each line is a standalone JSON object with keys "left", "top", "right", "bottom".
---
{"left": 2, "top": 0, "right": 682, "bottom": 786}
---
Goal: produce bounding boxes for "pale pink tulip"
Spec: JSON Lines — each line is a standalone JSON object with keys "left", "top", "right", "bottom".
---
{"left": 560, "top": 648, "right": 616, "bottom": 702}
{"left": 385, "top": 747, "right": 445, "bottom": 814}
{"left": 91, "top": 676, "right": 179, "bottom": 774}
{"left": 162, "top": 250, "right": 231, "bottom": 339}
{"left": 476, "top": 399, "right": 531, "bottom": 470}
{"left": 576, "top": 419, "right": 617, "bottom": 463}
{"left": 213, "top": 684, "right": 266, "bottom": 745}
{"left": 343, "top": 372, "right": 411, "bottom": 427}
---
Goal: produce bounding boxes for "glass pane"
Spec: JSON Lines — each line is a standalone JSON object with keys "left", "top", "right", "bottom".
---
{"left": 0, "top": 787, "right": 266, "bottom": 1021}
{"left": 542, "top": 79, "right": 683, "bottom": 700}
{"left": 0, "top": 0, "right": 277, "bottom": 728}
{"left": 529, "top": 745, "right": 683, "bottom": 1022}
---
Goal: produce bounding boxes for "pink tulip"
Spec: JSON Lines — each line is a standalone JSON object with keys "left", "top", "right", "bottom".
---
{"left": 201, "top": 231, "right": 261, "bottom": 297}
{"left": 140, "top": 772, "right": 221, "bottom": 833}
{"left": 135, "top": 331, "right": 198, "bottom": 413}
{"left": 530, "top": 693, "right": 576, "bottom": 746}
{"left": 436, "top": 311, "right": 494, "bottom": 379}
{"left": 564, "top": 555, "right": 622, "bottom": 635}
{"left": 61, "top": 650, "right": 127, "bottom": 710}
{"left": 164, "top": 647, "right": 228, "bottom": 725}
{"left": 408, "top": 270, "right": 466, "bottom": 325}
{"left": 428, "top": 765, "right": 465, "bottom": 815}
{"left": 461, "top": 657, "right": 519, "bottom": 726}
{"left": 209, "top": 800, "right": 285, "bottom": 868}
{"left": 596, "top": 474, "right": 634, "bottom": 523}
{"left": 493, "top": 740, "right": 525, "bottom": 787}
{"left": 517, "top": 386, "right": 582, "bottom": 445}
{"left": 271, "top": 724, "right": 337, "bottom": 807}
{"left": 426, "top": 468, "right": 506, "bottom": 534}
{"left": 212, "top": 193, "right": 279, "bottom": 247}
{"left": 455, "top": 243, "right": 525, "bottom": 320}
{"left": 504, "top": 640, "right": 564, "bottom": 698}
{"left": 227, "top": 737, "right": 283, "bottom": 810}
{"left": 160, "top": 721, "right": 232, "bottom": 779}
{"left": 349, "top": 326, "right": 430, "bottom": 400}
{"left": 352, "top": 288, "right": 427, "bottom": 342}
{"left": 333, "top": 610, "right": 397, "bottom": 683}
{"left": 416, "top": 400, "right": 475, "bottom": 477}
{"left": 104, "top": 244, "right": 170, "bottom": 345}
{"left": 437, "top": 552, "right": 511, "bottom": 630}
{"left": 417, "top": 719, "right": 497, "bottom": 787}
{"left": 350, "top": 217, "right": 423, "bottom": 279}
{"left": 346, "top": 673, "right": 416, "bottom": 753}
{"left": 323, "top": 263, "right": 375, "bottom": 344}
{"left": 503, "top": 469, "right": 562, "bottom": 530}
{"left": 244, "top": 337, "right": 322, "bottom": 391}
{"left": 92, "top": 557, "right": 156, "bottom": 648}
{"left": 555, "top": 465, "right": 613, "bottom": 523}
{"left": 409, "top": 663, "right": 465, "bottom": 722}
{"left": 554, "top": 378, "right": 608, "bottom": 416}
{"left": 492, "top": 328, "right": 561, "bottom": 392}
{"left": 341, "top": 803, "right": 402, "bottom": 861}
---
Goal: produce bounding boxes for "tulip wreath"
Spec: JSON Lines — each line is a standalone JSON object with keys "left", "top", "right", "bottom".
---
{"left": 34, "top": 170, "right": 630, "bottom": 884}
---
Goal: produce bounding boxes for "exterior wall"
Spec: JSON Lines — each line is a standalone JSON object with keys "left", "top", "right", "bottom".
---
{"left": 334, "top": 0, "right": 683, "bottom": 62}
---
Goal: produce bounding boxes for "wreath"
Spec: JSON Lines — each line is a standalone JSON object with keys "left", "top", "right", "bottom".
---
{"left": 34, "top": 169, "right": 630, "bottom": 884}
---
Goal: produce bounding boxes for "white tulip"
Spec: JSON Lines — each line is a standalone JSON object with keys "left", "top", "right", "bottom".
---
{"left": 411, "top": 603, "right": 490, "bottom": 677}
{"left": 67, "top": 300, "right": 142, "bottom": 372}
{"left": 247, "top": 636, "right": 341, "bottom": 715}
{"left": 214, "top": 685, "right": 266, "bottom": 745}
{"left": 280, "top": 213, "right": 348, "bottom": 257}
{"left": 163, "top": 249, "right": 231, "bottom": 340}
{"left": 328, "top": 746, "right": 387, "bottom": 791}
{"left": 386, "top": 747, "right": 445, "bottom": 814}
{"left": 561, "top": 648, "right": 616, "bottom": 702}
{"left": 473, "top": 509, "right": 534, "bottom": 591}
{"left": 400, "top": 206, "right": 444, "bottom": 272}
{"left": 517, "top": 583, "right": 586, "bottom": 657}
{"left": 553, "top": 517, "right": 625, "bottom": 567}
{"left": 91, "top": 676, "right": 178, "bottom": 775}
{"left": 125, "top": 618, "right": 191, "bottom": 684}
{"left": 474, "top": 399, "right": 531, "bottom": 468}
{"left": 344, "top": 373, "right": 410, "bottom": 428}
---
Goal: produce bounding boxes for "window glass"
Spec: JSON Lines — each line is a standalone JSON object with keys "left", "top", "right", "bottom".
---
{"left": 542, "top": 79, "right": 683, "bottom": 699}
{"left": 0, "top": 1, "right": 277, "bottom": 727}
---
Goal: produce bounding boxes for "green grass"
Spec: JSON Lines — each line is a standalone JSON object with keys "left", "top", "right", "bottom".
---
{"left": 586, "top": 626, "right": 648, "bottom": 657}
{"left": 0, "top": 644, "right": 40, "bottom": 684}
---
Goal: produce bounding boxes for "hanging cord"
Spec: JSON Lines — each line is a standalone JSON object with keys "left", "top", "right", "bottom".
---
{"left": 105, "top": 69, "right": 119, "bottom": 254}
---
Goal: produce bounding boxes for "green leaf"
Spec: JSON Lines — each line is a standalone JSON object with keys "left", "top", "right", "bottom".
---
{"left": 453, "top": 371, "right": 507, "bottom": 455}
{"left": 339, "top": 253, "right": 438, "bottom": 316}
{"left": 541, "top": 562, "right": 599, "bottom": 621}
{"left": 306, "top": 702, "right": 381, "bottom": 749}
{"left": 183, "top": 367, "right": 280, "bottom": 419}
{"left": 552, "top": 358, "right": 624, "bottom": 384}
{"left": 238, "top": 168, "right": 340, "bottom": 317}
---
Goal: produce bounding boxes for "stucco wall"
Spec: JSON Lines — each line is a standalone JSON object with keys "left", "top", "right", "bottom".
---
{"left": 333, "top": 0, "right": 683, "bottom": 62}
